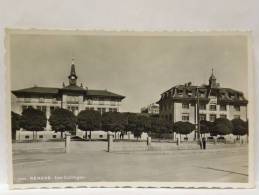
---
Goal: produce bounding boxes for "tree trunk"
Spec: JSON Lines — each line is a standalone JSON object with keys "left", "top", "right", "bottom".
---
{"left": 90, "top": 130, "right": 92, "bottom": 141}
{"left": 61, "top": 131, "right": 63, "bottom": 139}
{"left": 33, "top": 131, "right": 35, "bottom": 141}
{"left": 85, "top": 131, "right": 88, "bottom": 140}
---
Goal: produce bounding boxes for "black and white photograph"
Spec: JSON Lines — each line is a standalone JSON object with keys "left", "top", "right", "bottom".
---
{"left": 7, "top": 30, "right": 254, "bottom": 188}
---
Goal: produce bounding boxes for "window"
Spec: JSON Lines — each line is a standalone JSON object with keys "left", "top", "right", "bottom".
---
{"left": 199, "top": 104, "right": 206, "bottom": 110}
{"left": 182, "top": 103, "right": 189, "bottom": 109}
{"left": 209, "top": 114, "right": 217, "bottom": 122}
{"left": 220, "top": 105, "right": 227, "bottom": 111}
{"left": 99, "top": 100, "right": 104, "bottom": 105}
{"left": 87, "top": 100, "right": 93, "bottom": 105}
{"left": 229, "top": 93, "right": 235, "bottom": 99}
{"left": 99, "top": 135, "right": 103, "bottom": 138}
{"left": 101, "top": 108, "right": 106, "bottom": 113}
{"left": 39, "top": 98, "right": 45, "bottom": 103}
{"left": 50, "top": 106, "right": 55, "bottom": 113}
{"left": 110, "top": 101, "right": 116, "bottom": 106}
{"left": 85, "top": 107, "right": 94, "bottom": 111}
{"left": 52, "top": 135, "right": 57, "bottom": 138}
{"left": 177, "top": 90, "right": 183, "bottom": 96}
{"left": 25, "top": 135, "right": 30, "bottom": 139}
{"left": 36, "top": 106, "right": 46, "bottom": 113}
{"left": 209, "top": 105, "right": 216, "bottom": 111}
{"left": 67, "top": 96, "right": 79, "bottom": 103}
{"left": 42, "top": 106, "right": 46, "bottom": 113}
{"left": 109, "top": 108, "right": 117, "bottom": 112}
{"left": 39, "top": 135, "right": 43, "bottom": 138}
{"left": 52, "top": 98, "right": 58, "bottom": 104}
{"left": 234, "top": 105, "right": 240, "bottom": 111}
{"left": 234, "top": 115, "right": 240, "bottom": 119}
{"left": 24, "top": 98, "right": 31, "bottom": 103}
{"left": 199, "top": 114, "right": 206, "bottom": 121}
{"left": 50, "top": 106, "right": 59, "bottom": 113}
{"left": 220, "top": 114, "right": 227, "bottom": 119}
{"left": 182, "top": 113, "right": 189, "bottom": 121}
{"left": 199, "top": 91, "right": 205, "bottom": 97}
{"left": 68, "top": 106, "right": 78, "bottom": 113}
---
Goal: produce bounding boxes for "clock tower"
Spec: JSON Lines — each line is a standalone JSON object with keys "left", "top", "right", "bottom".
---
{"left": 68, "top": 59, "right": 78, "bottom": 86}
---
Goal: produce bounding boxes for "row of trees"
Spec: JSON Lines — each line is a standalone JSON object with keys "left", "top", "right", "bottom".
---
{"left": 200, "top": 118, "right": 248, "bottom": 138}
{"left": 11, "top": 107, "right": 248, "bottom": 140}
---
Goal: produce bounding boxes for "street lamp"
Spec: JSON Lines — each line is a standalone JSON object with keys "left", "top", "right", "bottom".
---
{"left": 196, "top": 87, "right": 203, "bottom": 149}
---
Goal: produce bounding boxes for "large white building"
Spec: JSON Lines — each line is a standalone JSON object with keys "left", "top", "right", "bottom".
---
{"left": 157, "top": 70, "right": 248, "bottom": 140}
{"left": 140, "top": 103, "right": 159, "bottom": 115}
{"left": 12, "top": 60, "right": 125, "bottom": 140}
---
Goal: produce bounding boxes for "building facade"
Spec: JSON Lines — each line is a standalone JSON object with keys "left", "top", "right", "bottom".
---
{"left": 12, "top": 61, "right": 125, "bottom": 140}
{"left": 140, "top": 103, "right": 159, "bottom": 115}
{"left": 157, "top": 70, "right": 248, "bottom": 140}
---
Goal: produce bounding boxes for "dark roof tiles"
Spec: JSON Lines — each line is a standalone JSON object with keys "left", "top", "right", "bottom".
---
{"left": 12, "top": 86, "right": 125, "bottom": 99}
{"left": 12, "top": 87, "right": 59, "bottom": 94}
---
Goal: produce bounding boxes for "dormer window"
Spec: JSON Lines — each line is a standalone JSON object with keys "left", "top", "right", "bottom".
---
{"left": 220, "top": 92, "right": 226, "bottom": 98}
{"left": 52, "top": 98, "right": 58, "bottom": 104}
{"left": 229, "top": 93, "right": 235, "bottom": 99}
{"left": 199, "top": 91, "right": 205, "bottom": 97}
{"left": 178, "top": 89, "right": 183, "bottom": 96}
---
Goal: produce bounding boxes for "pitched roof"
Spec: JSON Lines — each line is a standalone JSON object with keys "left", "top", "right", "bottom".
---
{"left": 61, "top": 85, "right": 86, "bottom": 91}
{"left": 12, "top": 86, "right": 125, "bottom": 99}
{"left": 12, "top": 87, "right": 59, "bottom": 95}
{"left": 158, "top": 84, "right": 247, "bottom": 105}
{"left": 87, "top": 89, "right": 125, "bottom": 99}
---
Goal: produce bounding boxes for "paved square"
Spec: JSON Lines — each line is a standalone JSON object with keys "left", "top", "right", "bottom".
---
{"left": 12, "top": 141, "right": 248, "bottom": 184}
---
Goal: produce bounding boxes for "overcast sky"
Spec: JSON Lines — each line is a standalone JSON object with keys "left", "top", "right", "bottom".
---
{"left": 10, "top": 33, "right": 248, "bottom": 112}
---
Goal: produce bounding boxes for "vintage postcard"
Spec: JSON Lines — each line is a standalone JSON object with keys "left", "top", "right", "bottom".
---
{"left": 5, "top": 30, "right": 255, "bottom": 189}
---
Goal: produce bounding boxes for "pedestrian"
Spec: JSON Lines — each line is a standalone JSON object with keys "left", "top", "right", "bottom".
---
{"left": 202, "top": 137, "right": 206, "bottom": 150}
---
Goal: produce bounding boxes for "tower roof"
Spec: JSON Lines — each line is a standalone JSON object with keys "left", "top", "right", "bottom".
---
{"left": 69, "top": 58, "right": 77, "bottom": 77}
{"left": 209, "top": 68, "right": 216, "bottom": 80}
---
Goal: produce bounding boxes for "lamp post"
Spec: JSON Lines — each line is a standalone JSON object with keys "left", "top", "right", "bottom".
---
{"left": 196, "top": 87, "right": 203, "bottom": 149}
